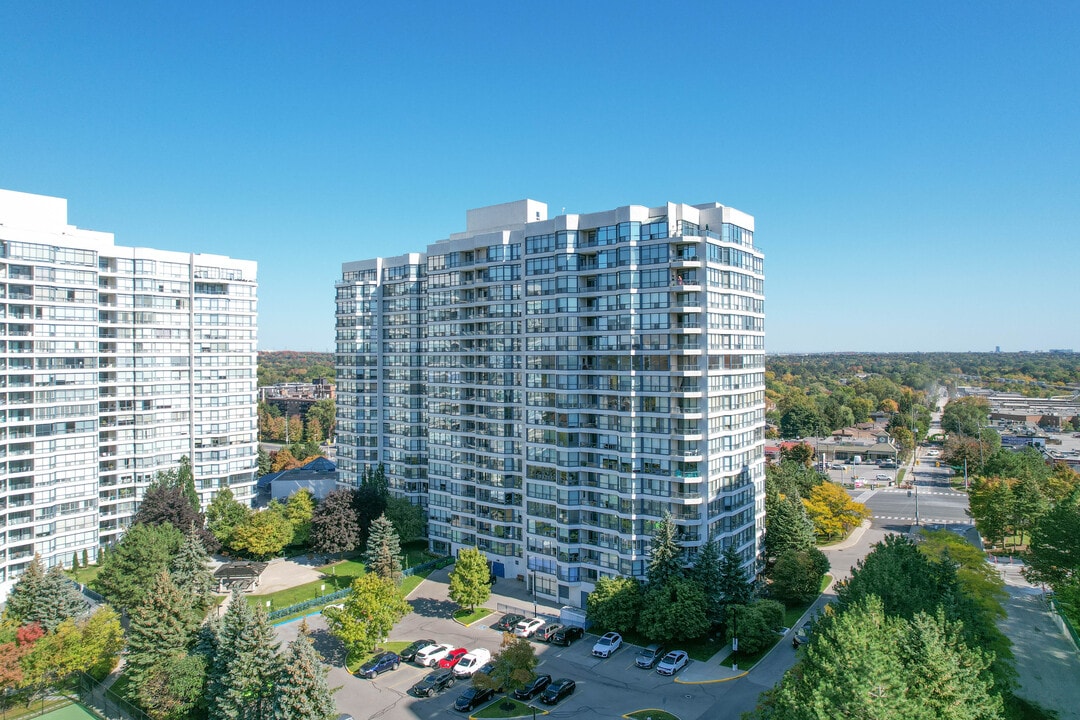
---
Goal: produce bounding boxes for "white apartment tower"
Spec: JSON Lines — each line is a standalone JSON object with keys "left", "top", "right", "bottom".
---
{"left": 0, "top": 189, "right": 258, "bottom": 600}
{"left": 336, "top": 200, "right": 765, "bottom": 608}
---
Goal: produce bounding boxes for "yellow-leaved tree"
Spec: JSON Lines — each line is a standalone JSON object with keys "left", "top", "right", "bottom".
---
{"left": 803, "top": 482, "right": 870, "bottom": 539}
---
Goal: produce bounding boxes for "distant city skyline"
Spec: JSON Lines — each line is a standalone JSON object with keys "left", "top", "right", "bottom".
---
{"left": 2, "top": 2, "right": 1077, "bottom": 352}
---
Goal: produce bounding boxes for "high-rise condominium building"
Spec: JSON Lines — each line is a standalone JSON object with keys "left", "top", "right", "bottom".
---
{"left": 336, "top": 200, "right": 764, "bottom": 608}
{"left": 0, "top": 189, "right": 258, "bottom": 600}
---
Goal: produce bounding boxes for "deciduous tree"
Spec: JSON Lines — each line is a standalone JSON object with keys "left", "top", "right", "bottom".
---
{"left": 229, "top": 507, "right": 293, "bottom": 559}
{"left": 448, "top": 547, "right": 490, "bottom": 611}
{"left": 325, "top": 573, "right": 411, "bottom": 656}
{"left": 1024, "top": 494, "right": 1080, "bottom": 591}
{"left": 206, "top": 487, "right": 252, "bottom": 548}
{"left": 769, "top": 548, "right": 829, "bottom": 604}
{"left": 802, "top": 482, "right": 870, "bottom": 539}
{"left": 310, "top": 488, "right": 360, "bottom": 559}
{"left": 384, "top": 494, "right": 425, "bottom": 542}
{"left": 585, "top": 575, "right": 642, "bottom": 634}
{"left": 283, "top": 489, "right": 315, "bottom": 547}
{"left": 639, "top": 577, "right": 709, "bottom": 642}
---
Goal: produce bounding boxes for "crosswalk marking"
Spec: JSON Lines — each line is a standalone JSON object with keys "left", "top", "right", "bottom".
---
{"left": 872, "top": 515, "right": 974, "bottom": 525}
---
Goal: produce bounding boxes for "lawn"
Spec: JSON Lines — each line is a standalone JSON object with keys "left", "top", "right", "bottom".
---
{"left": 783, "top": 576, "right": 831, "bottom": 628}
{"left": 67, "top": 564, "right": 101, "bottom": 586}
{"left": 454, "top": 607, "right": 494, "bottom": 626}
{"left": 615, "top": 627, "right": 726, "bottom": 663}
{"left": 473, "top": 696, "right": 538, "bottom": 718}
{"left": 625, "top": 711, "right": 681, "bottom": 720}
{"left": 246, "top": 559, "right": 366, "bottom": 611}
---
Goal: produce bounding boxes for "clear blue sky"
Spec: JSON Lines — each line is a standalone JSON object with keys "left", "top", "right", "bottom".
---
{"left": 2, "top": 1, "right": 1078, "bottom": 352}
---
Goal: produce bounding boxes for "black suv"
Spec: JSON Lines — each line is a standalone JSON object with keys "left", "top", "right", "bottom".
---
{"left": 491, "top": 613, "right": 525, "bottom": 632}
{"left": 410, "top": 668, "right": 457, "bottom": 697}
{"left": 550, "top": 625, "right": 584, "bottom": 646}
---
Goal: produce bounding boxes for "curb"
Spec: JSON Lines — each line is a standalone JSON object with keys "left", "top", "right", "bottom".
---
{"left": 674, "top": 669, "right": 749, "bottom": 684}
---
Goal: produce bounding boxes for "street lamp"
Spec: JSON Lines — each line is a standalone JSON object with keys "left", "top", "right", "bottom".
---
{"left": 731, "top": 609, "right": 738, "bottom": 671}
{"left": 531, "top": 569, "right": 538, "bottom": 617}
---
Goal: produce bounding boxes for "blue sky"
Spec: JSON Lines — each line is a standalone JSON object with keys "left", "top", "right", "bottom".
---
{"left": 2, "top": 1, "right": 1078, "bottom": 352}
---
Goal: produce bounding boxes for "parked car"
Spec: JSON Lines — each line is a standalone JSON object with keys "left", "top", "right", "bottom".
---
{"left": 550, "top": 625, "right": 584, "bottom": 646}
{"left": 513, "top": 618, "right": 544, "bottom": 638}
{"left": 875, "top": 473, "right": 890, "bottom": 481}
{"left": 535, "top": 622, "right": 563, "bottom": 641}
{"left": 539, "top": 678, "right": 576, "bottom": 705}
{"left": 656, "top": 650, "right": 689, "bottom": 676}
{"left": 414, "top": 643, "right": 455, "bottom": 667}
{"left": 794, "top": 621, "right": 812, "bottom": 646}
{"left": 410, "top": 668, "right": 457, "bottom": 697}
{"left": 454, "top": 686, "right": 495, "bottom": 712}
{"left": 831, "top": 462, "right": 845, "bottom": 469}
{"left": 512, "top": 674, "right": 552, "bottom": 700}
{"left": 636, "top": 643, "right": 666, "bottom": 668}
{"left": 592, "top": 632, "right": 622, "bottom": 658}
{"left": 357, "top": 651, "right": 400, "bottom": 679}
{"left": 399, "top": 639, "right": 436, "bottom": 662}
{"left": 491, "top": 613, "right": 525, "bottom": 632}
{"left": 438, "top": 647, "right": 469, "bottom": 669}
{"left": 453, "top": 648, "right": 491, "bottom": 677}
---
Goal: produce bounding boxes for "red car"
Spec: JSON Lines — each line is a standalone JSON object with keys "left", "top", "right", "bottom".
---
{"left": 438, "top": 647, "right": 468, "bottom": 669}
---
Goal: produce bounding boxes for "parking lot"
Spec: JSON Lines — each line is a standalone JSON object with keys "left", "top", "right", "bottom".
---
{"left": 278, "top": 566, "right": 748, "bottom": 720}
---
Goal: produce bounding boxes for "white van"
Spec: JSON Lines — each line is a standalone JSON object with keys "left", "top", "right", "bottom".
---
{"left": 453, "top": 648, "right": 491, "bottom": 677}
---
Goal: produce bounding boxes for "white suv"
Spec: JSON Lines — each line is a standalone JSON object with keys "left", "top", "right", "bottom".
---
{"left": 513, "top": 618, "right": 544, "bottom": 638}
{"left": 414, "top": 643, "right": 454, "bottom": 667}
{"left": 592, "top": 632, "right": 622, "bottom": 658}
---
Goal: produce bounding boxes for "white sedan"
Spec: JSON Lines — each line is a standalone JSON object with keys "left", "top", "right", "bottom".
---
{"left": 591, "top": 632, "right": 622, "bottom": 658}
{"left": 656, "top": 650, "right": 689, "bottom": 676}
{"left": 414, "top": 643, "right": 455, "bottom": 667}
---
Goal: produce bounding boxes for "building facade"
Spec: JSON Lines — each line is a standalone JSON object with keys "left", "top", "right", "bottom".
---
{"left": 0, "top": 189, "right": 258, "bottom": 600}
{"left": 336, "top": 200, "right": 765, "bottom": 608}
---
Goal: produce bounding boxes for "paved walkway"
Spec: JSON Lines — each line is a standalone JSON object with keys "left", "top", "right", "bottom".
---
{"left": 994, "top": 560, "right": 1080, "bottom": 720}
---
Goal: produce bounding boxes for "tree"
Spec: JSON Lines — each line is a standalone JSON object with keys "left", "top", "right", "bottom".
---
{"left": 717, "top": 542, "right": 755, "bottom": 607}
{"left": 229, "top": 507, "right": 293, "bottom": 559}
{"left": 384, "top": 494, "right": 425, "bottom": 542}
{"left": 208, "top": 590, "right": 281, "bottom": 720}
{"left": 273, "top": 627, "right": 337, "bottom": 720}
{"left": 4, "top": 556, "right": 44, "bottom": 626}
{"left": 585, "top": 575, "right": 642, "bottom": 634}
{"left": 141, "top": 653, "right": 208, "bottom": 720}
{"left": 780, "top": 442, "right": 815, "bottom": 467}
{"left": 767, "top": 459, "right": 825, "bottom": 499}
{"left": 354, "top": 465, "right": 390, "bottom": 546}
{"left": 942, "top": 396, "right": 990, "bottom": 437}
{"left": 0, "top": 623, "right": 42, "bottom": 690}
{"left": 325, "top": 573, "right": 411, "bottom": 656}
{"left": 283, "top": 489, "right": 315, "bottom": 547}
{"left": 1010, "top": 475, "right": 1049, "bottom": 547}
{"left": 271, "top": 448, "right": 301, "bottom": 472}
{"left": 476, "top": 636, "right": 538, "bottom": 702}
{"left": 134, "top": 465, "right": 219, "bottom": 552}
{"left": 364, "top": 513, "right": 403, "bottom": 583}
{"left": 765, "top": 489, "right": 817, "bottom": 561}
{"left": 646, "top": 513, "right": 684, "bottom": 587}
{"left": 170, "top": 528, "right": 215, "bottom": 620}
{"left": 93, "top": 522, "right": 183, "bottom": 609}
{"left": 690, "top": 537, "right": 723, "bottom": 622}
{"left": 968, "top": 477, "right": 1013, "bottom": 550}
{"left": 257, "top": 446, "right": 272, "bottom": 476}
{"left": 310, "top": 488, "right": 360, "bottom": 559}
{"left": 725, "top": 601, "right": 783, "bottom": 656}
{"left": 307, "top": 398, "right": 336, "bottom": 441}
{"left": 448, "top": 547, "right": 491, "bottom": 611}
{"left": 769, "top": 548, "right": 830, "bottom": 604}
{"left": 802, "top": 482, "right": 870, "bottom": 539}
{"left": 638, "top": 577, "right": 710, "bottom": 642}
{"left": 304, "top": 416, "right": 324, "bottom": 444}
{"left": 18, "top": 607, "right": 123, "bottom": 695}
{"left": 206, "top": 488, "right": 252, "bottom": 548}
{"left": 31, "top": 564, "right": 88, "bottom": 632}
{"left": 1024, "top": 494, "right": 1080, "bottom": 591}
{"left": 125, "top": 571, "right": 195, "bottom": 700}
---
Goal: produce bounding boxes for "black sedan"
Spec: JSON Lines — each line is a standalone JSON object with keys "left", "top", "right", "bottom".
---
{"left": 454, "top": 686, "right": 495, "bottom": 712}
{"left": 410, "top": 668, "right": 456, "bottom": 697}
{"left": 491, "top": 613, "right": 525, "bottom": 632}
{"left": 399, "top": 639, "right": 436, "bottom": 662}
{"left": 513, "top": 674, "right": 552, "bottom": 700}
{"left": 539, "top": 678, "right": 576, "bottom": 705}
{"left": 550, "top": 625, "right": 584, "bottom": 646}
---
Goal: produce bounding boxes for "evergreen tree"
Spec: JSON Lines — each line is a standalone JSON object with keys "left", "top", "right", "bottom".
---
{"left": 646, "top": 513, "right": 684, "bottom": 587}
{"left": 273, "top": 628, "right": 336, "bottom": 720}
{"left": 447, "top": 547, "right": 491, "bottom": 611}
{"left": 93, "top": 522, "right": 183, "bottom": 610}
{"left": 208, "top": 589, "right": 281, "bottom": 720}
{"left": 71, "top": 552, "right": 80, "bottom": 570}
{"left": 82, "top": 549, "right": 89, "bottom": 568}
{"left": 310, "top": 488, "right": 360, "bottom": 559}
{"left": 6, "top": 557, "right": 87, "bottom": 631}
{"left": 765, "top": 491, "right": 817, "bottom": 561}
{"left": 585, "top": 575, "right": 642, "bottom": 634}
{"left": 126, "top": 571, "right": 195, "bottom": 702}
{"left": 717, "top": 542, "right": 754, "bottom": 607}
{"left": 354, "top": 464, "right": 390, "bottom": 546}
{"left": 5, "top": 554, "right": 46, "bottom": 624}
{"left": 256, "top": 447, "right": 272, "bottom": 476}
{"left": 638, "top": 577, "right": 710, "bottom": 642}
{"left": 171, "top": 526, "right": 216, "bottom": 620}
{"left": 364, "top": 513, "right": 403, "bottom": 582}
{"left": 690, "top": 536, "right": 724, "bottom": 623}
